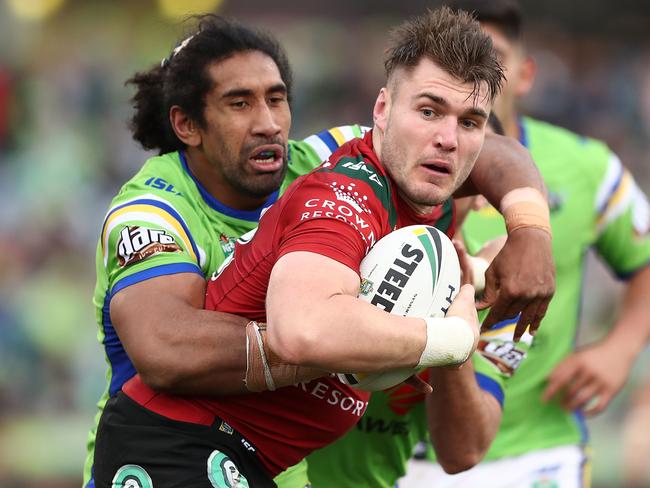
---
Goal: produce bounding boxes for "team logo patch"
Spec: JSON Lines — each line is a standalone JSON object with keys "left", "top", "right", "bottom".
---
{"left": 116, "top": 226, "right": 181, "bottom": 267}
{"left": 218, "top": 421, "right": 234, "bottom": 435}
{"left": 219, "top": 233, "right": 236, "bottom": 258}
{"left": 111, "top": 464, "right": 153, "bottom": 488}
{"left": 329, "top": 181, "right": 372, "bottom": 214}
{"left": 478, "top": 340, "right": 526, "bottom": 377}
{"left": 359, "top": 278, "right": 374, "bottom": 296}
{"left": 207, "top": 450, "right": 250, "bottom": 488}
{"left": 339, "top": 159, "right": 384, "bottom": 187}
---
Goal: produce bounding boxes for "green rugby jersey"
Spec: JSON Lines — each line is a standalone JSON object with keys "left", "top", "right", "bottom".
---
{"left": 82, "top": 125, "right": 366, "bottom": 487}
{"left": 307, "top": 385, "right": 428, "bottom": 488}
{"left": 465, "top": 116, "right": 650, "bottom": 460}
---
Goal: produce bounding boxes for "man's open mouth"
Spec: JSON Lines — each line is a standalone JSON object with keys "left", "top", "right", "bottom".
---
{"left": 251, "top": 149, "right": 279, "bottom": 164}
{"left": 423, "top": 162, "right": 450, "bottom": 174}
{"left": 248, "top": 145, "right": 284, "bottom": 172}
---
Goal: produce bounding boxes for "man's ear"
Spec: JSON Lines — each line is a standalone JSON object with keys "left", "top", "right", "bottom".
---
{"left": 170, "top": 105, "right": 201, "bottom": 147}
{"left": 373, "top": 87, "right": 390, "bottom": 133}
{"left": 515, "top": 56, "right": 537, "bottom": 97}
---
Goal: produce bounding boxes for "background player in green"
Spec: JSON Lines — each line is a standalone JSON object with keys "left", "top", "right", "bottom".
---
{"left": 400, "top": 1, "right": 650, "bottom": 486}
{"left": 84, "top": 12, "right": 555, "bottom": 488}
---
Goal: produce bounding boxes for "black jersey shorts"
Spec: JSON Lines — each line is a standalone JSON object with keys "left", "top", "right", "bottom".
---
{"left": 92, "top": 391, "right": 276, "bottom": 488}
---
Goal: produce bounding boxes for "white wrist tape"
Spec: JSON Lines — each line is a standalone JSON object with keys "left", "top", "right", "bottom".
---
{"left": 468, "top": 255, "right": 489, "bottom": 294}
{"left": 417, "top": 316, "right": 476, "bottom": 368}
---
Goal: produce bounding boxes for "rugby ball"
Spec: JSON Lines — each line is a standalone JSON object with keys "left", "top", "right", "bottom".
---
{"left": 338, "top": 225, "right": 461, "bottom": 391}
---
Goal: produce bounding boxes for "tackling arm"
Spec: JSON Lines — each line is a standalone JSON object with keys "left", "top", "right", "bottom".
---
{"left": 427, "top": 364, "right": 502, "bottom": 473}
{"left": 111, "top": 272, "right": 251, "bottom": 395}
{"left": 455, "top": 132, "right": 546, "bottom": 202}
{"left": 426, "top": 233, "right": 507, "bottom": 472}
{"left": 455, "top": 133, "right": 556, "bottom": 341}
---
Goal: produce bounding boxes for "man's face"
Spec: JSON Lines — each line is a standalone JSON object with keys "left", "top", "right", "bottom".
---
{"left": 198, "top": 50, "right": 291, "bottom": 201}
{"left": 375, "top": 58, "right": 491, "bottom": 212}
{"left": 480, "top": 23, "right": 530, "bottom": 120}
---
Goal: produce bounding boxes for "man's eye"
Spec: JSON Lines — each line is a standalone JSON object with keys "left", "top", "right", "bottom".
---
{"left": 461, "top": 119, "right": 478, "bottom": 129}
{"left": 421, "top": 109, "right": 434, "bottom": 118}
{"left": 231, "top": 101, "right": 247, "bottom": 108}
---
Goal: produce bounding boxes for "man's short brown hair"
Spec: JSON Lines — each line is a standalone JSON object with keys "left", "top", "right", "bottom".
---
{"left": 384, "top": 6, "right": 504, "bottom": 103}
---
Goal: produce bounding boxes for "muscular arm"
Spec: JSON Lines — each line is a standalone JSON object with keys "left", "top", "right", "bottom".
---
{"left": 544, "top": 265, "right": 650, "bottom": 414}
{"left": 265, "top": 252, "right": 428, "bottom": 371}
{"left": 110, "top": 273, "right": 249, "bottom": 395}
{"left": 426, "top": 234, "right": 504, "bottom": 473}
{"left": 454, "top": 132, "right": 546, "bottom": 201}
{"left": 455, "top": 133, "right": 555, "bottom": 340}
{"left": 602, "top": 265, "right": 650, "bottom": 364}
{"left": 427, "top": 364, "right": 501, "bottom": 473}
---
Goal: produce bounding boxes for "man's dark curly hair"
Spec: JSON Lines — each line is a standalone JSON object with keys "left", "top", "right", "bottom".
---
{"left": 127, "top": 15, "right": 293, "bottom": 155}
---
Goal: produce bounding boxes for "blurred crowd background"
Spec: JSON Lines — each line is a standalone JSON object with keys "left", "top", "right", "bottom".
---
{"left": 1, "top": 0, "right": 649, "bottom": 486}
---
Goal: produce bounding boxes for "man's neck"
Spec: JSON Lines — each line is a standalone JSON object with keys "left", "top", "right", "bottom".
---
{"left": 183, "top": 149, "right": 270, "bottom": 211}
{"left": 371, "top": 126, "right": 383, "bottom": 161}
{"left": 394, "top": 189, "right": 434, "bottom": 215}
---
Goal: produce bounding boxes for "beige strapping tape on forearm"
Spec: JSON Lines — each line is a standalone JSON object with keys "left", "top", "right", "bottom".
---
{"left": 500, "top": 187, "right": 552, "bottom": 236}
{"left": 244, "top": 321, "right": 327, "bottom": 392}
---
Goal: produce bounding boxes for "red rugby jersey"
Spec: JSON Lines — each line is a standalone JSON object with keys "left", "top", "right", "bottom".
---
{"left": 123, "top": 130, "right": 455, "bottom": 476}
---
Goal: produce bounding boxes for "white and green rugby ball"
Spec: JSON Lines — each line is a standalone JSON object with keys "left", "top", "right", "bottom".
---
{"left": 338, "top": 224, "right": 461, "bottom": 391}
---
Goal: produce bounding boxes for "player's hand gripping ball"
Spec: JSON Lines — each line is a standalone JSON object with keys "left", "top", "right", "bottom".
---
{"left": 338, "top": 225, "right": 461, "bottom": 391}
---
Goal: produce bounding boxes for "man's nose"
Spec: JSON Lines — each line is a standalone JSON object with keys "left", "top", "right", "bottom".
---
{"left": 252, "top": 103, "right": 281, "bottom": 138}
{"left": 434, "top": 117, "right": 458, "bottom": 151}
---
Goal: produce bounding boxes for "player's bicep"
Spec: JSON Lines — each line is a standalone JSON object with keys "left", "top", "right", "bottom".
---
{"left": 110, "top": 272, "right": 206, "bottom": 360}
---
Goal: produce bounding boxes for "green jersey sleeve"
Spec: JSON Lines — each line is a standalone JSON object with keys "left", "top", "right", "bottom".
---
{"left": 284, "top": 124, "right": 370, "bottom": 192}
{"left": 593, "top": 153, "right": 650, "bottom": 278}
{"left": 100, "top": 192, "right": 203, "bottom": 297}
{"left": 464, "top": 234, "right": 530, "bottom": 407}
{"left": 473, "top": 317, "right": 534, "bottom": 408}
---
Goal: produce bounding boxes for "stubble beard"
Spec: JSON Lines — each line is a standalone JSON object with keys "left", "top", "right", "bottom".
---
{"left": 220, "top": 139, "right": 289, "bottom": 200}
{"left": 224, "top": 154, "right": 288, "bottom": 199}
{"left": 381, "top": 133, "right": 452, "bottom": 209}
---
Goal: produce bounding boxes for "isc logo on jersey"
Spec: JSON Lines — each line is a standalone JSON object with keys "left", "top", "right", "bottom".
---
{"left": 116, "top": 226, "right": 181, "bottom": 267}
{"left": 339, "top": 225, "right": 460, "bottom": 391}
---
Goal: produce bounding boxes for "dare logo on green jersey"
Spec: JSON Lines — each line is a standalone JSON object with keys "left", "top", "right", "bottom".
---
{"left": 477, "top": 339, "right": 526, "bottom": 377}
{"left": 117, "top": 226, "right": 181, "bottom": 267}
